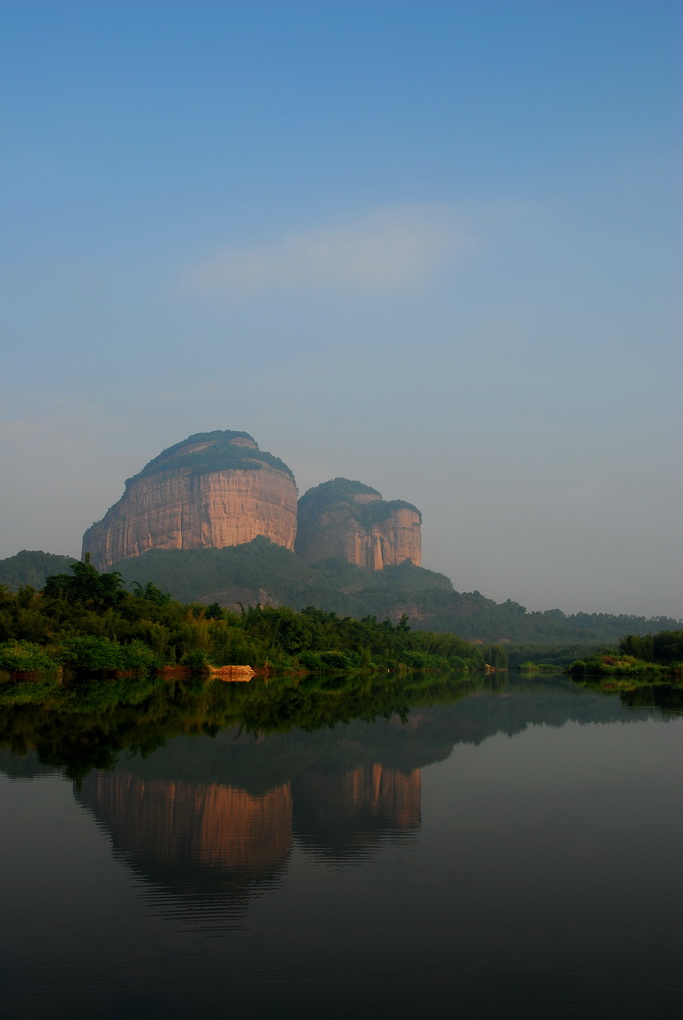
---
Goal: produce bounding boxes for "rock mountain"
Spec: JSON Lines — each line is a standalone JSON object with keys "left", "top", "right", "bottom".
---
{"left": 82, "top": 430, "right": 421, "bottom": 572}
{"left": 295, "top": 478, "right": 421, "bottom": 570}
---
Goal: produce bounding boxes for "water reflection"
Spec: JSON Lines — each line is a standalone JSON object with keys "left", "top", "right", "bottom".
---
{"left": 1, "top": 674, "right": 681, "bottom": 1018}
{"left": 78, "top": 773, "right": 293, "bottom": 900}
{"left": 75, "top": 756, "right": 422, "bottom": 924}
{"left": 29, "top": 674, "right": 669, "bottom": 929}
{"left": 293, "top": 764, "right": 420, "bottom": 858}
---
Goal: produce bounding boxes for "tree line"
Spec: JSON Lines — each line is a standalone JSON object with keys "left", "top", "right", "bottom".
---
{"left": 0, "top": 559, "right": 506, "bottom": 676}
{"left": 567, "top": 628, "right": 683, "bottom": 680}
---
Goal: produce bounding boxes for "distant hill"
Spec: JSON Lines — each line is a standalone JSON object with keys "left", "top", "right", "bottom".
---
{"left": 0, "top": 550, "right": 76, "bottom": 590}
{"left": 2, "top": 550, "right": 680, "bottom": 652}
{"left": 2, "top": 543, "right": 679, "bottom": 660}
{"left": 108, "top": 540, "right": 680, "bottom": 651}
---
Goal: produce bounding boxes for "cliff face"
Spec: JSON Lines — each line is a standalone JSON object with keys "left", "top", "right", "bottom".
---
{"left": 295, "top": 478, "right": 421, "bottom": 570}
{"left": 83, "top": 430, "right": 298, "bottom": 571}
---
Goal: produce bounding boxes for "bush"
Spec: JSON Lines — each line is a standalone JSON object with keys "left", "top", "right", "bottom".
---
{"left": 59, "top": 635, "right": 160, "bottom": 672}
{"left": 119, "top": 640, "right": 162, "bottom": 671}
{"left": 298, "top": 650, "right": 323, "bottom": 671}
{"left": 0, "top": 640, "right": 58, "bottom": 674}
{"left": 179, "top": 649, "right": 212, "bottom": 671}
{"left": 318, "top": 650, "right": 355, "bottom": 671}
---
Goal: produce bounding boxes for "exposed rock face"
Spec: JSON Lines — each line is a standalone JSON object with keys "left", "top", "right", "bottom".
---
{"left": 381, "top": 602, "right": 430, "bottom": 625}
{"left": 83, "top": 430, "right": 298, "bottom": 571}
{"left": 295, "top": 478, "right": 421, "bottom": 570}
{"left": 195, "top": 587, "right": 279, "bottom": 611}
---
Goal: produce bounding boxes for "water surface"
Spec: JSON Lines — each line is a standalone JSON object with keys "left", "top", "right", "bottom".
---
{"left": 1, "top": 675, "right": 681, "bottom": 1019}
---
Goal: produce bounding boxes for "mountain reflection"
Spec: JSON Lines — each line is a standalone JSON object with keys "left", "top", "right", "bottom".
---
{"left": 293, "top": 764, "right": 420, "bottom": 858}
{"left": 78, "top": 773, "right": 293, "bottom": 895}
{"left": 75, "top": 756, "right": 420, "bottom": 926}
{"left": 2, "top": 672, "right": 679, "bottom": 932}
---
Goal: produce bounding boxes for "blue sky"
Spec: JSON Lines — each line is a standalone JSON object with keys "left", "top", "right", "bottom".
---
{"left": 1, "top": 0, "right": 680, "bottom": 617}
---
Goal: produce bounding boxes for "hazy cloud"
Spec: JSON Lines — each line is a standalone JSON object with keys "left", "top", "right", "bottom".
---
{"left": 187, "top": 205, "right": 459, "bottom": 293}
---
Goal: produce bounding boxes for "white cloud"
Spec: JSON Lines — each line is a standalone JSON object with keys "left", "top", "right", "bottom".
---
{"left": 187, "top": 205, "right": 459, "bottom": 293}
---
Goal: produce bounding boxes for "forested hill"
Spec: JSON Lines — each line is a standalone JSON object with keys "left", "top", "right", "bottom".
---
{"left": 1, "top": 544, "right": 679, "bottom": 647}
{"left": 0, "top": 550, "right": 76, "bottom": 590}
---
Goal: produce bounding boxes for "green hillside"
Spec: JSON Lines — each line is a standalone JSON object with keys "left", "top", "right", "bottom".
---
{"left": 2, "top": 543, "right": 679, "bottom": 661}
{"left": 0, "top": 550, "right": 77, "bottom": 590}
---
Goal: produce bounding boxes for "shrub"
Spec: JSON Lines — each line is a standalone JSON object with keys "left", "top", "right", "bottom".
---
{"left": 179, "top": 649, "right": 212, "bottom": 671}
{"left": 317, "top": 650, "right": 355, "bottom": 671}
{"left": 0, "top": 640, "right": 58, "bottom": 674}
{"left": 59, "top": 635, "right": 160, "bottom": 672}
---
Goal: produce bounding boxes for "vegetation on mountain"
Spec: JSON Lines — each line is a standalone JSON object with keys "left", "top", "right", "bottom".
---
{"left": 1, "top": 546, "right": 679, "bottom": 661}
{"left": 297, "top": 477, "right": 422, "bottom": 535}
{"left": 300, "top": 477, "right": 382, "bottom": 504}
{"left": 111, "top": 543, "right": 679, "bottom": 650}
{"left": 0, "top": 550, "right": 76, "bottom": 590}
{"left": 126, "top": 430, "right": 294, "bottom": 484}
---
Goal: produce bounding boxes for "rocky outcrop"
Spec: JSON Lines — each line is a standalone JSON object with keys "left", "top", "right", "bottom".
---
{"left": 82, "top": 431, "right": 298, "bottom": 571}
{"left": 295, "top": 478, "right": 421, "bottom": 570}
{"left": 195, "top": 587, "right": 279, "bottom": 611}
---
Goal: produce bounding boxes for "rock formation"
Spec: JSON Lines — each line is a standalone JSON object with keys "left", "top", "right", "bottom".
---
{"left": 295, "top": 478, "right": 421, "bottom": 570}
{"left": 83, "top": 430, "right": 298, "bottom": 571}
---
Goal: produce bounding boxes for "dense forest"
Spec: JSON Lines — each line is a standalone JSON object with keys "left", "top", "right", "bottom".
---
{"left": 1, "top": 545, "right": 678, "bottom": 657}
{"left": 0, "top": 558, "right": 505, "bottom": 676}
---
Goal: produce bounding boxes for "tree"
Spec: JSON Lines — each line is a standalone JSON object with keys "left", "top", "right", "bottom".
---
{"left": 43, "top": 555, "right": 124, "bottom": 610}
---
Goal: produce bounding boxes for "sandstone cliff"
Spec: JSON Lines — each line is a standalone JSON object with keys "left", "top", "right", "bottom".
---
{"left": 83, "top": 430, "right": 298, "bottom": 571}
{"left": 295, "top": 478, "right": 421, "bottom": 570}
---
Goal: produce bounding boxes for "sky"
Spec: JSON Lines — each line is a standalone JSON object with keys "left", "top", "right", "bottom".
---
{"left": 1, "top": 0, "right": 680, "bottom": 618}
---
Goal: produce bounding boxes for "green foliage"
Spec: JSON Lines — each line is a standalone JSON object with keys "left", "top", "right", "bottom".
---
{"left": 179, "top": 649, "right": 212, "bottom": 670}
{"left": 567, "top": 651, "right": 672, "bottom": 681}
{"left": 619, "top": 629, "right": 683, "bottom": 664}
{"left": 567, "top": 628, "right": 683, "bottom": 687}
{"left": 58, "top": 635, "right": 162, "bottom": 672}
{"left": 0, "top": 641, "right": 58, "bottom": 675}
{"left": 299, "top": 477, "right": 381, "bottom": 508}
{"left": 115, "top": 538, "right": 325, "bottom": 604}
{"left": 43, "top": 557, "right": 125, "bottom": 610}
{"left": 0, "top": 562, "right": 487, "bottom": 677}
{"left": 107, "top": 542, "right": 681, "bottom": 651}
{"left": 131, "top": 580, "right": 172, "bottom": 606}
{"left": 401, "top": 650, "right": 452, "bottom": 671}
{"left": 2, "top": 547, "right": 680, "bottom": 679}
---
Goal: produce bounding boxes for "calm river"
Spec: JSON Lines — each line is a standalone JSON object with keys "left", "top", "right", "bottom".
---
{"left": 0, "top": 673, "right": 681, "bottom": 1019}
